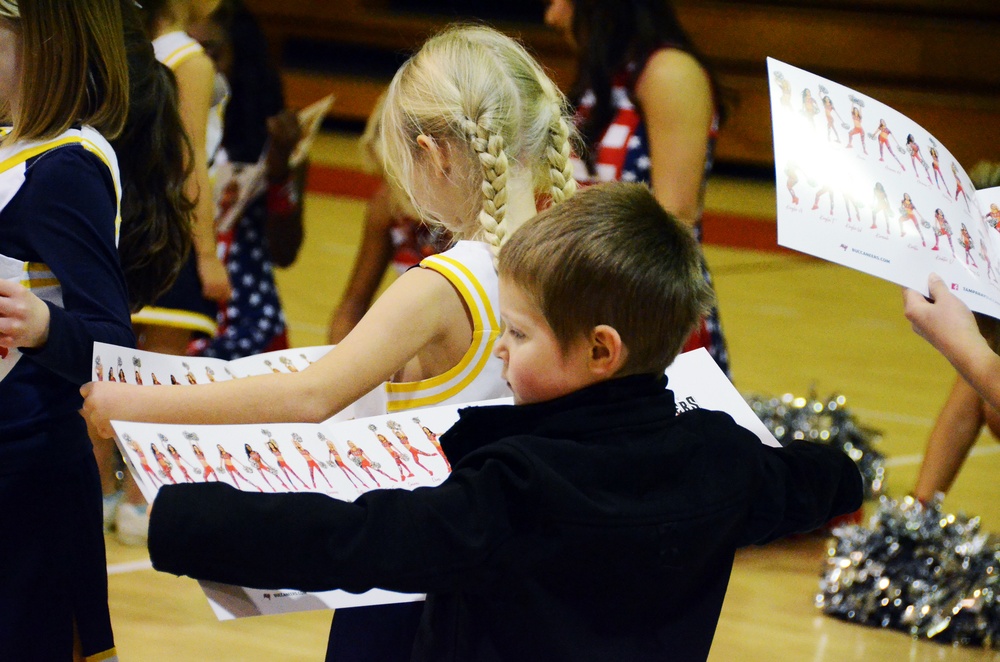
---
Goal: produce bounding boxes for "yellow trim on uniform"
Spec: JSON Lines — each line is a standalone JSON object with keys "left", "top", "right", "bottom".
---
{"left": 0, "top": 134, "right": 123, "bottom": 240}
{"left": 21, "top": 277, "right": 59, "bottom": 288}
{"left": 19, "top": 261, "right": 58, "bottom": 289}
{"left": 132, "top": 306, "right": 217, "bottom": 335}
{"left": 161, "top": 42, "right": 202, "bottom": 71}
{"left": 385, "top": 331, "right": 499, "bottom": 411}
{"left": 85, "top": 647, "right": 119, "bottom": 662}
{"left": 386, "top": 254, "right": 495, "bottom": 394}
{"left": 79, "top": 137, "right": 123, "bottom": 240}
{"left": 385, "top": 252, "right": 501, "bottom": 410}
{"left": 431, "top": 253, "right": 500, "bottom": 328}
{"left": 0, "top": 136, "right": 85, "bottom": 175}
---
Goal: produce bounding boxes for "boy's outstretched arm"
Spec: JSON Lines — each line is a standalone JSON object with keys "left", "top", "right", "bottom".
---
{"left": 904, "top": 273, "right": 1000, "bottom": 413}
{"left": 740, "top": 440, "right": 864, "bottom": 546}
{"left": 147, "top": 452, "right": 533, "bottom": 594}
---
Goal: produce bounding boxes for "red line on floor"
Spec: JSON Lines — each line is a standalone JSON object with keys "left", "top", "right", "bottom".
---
{"left": 306, "top": 164, "right": 787, "bottom": 253}
{"left": 701, "top": 210, "right": 791, "bottom": 253}
{"left": 307, "top": 164, "right": 383, "bottom": 200}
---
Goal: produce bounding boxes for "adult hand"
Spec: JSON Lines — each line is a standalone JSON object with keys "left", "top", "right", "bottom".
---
{"left": 903, "top": 273, "right": 984, "bottom": 366}
{"left": 0, "top": 278, "right": 51, "bottom": 350}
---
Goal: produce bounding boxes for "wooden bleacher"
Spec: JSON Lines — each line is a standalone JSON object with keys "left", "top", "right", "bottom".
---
{"left": 245, "top": 0, "right": 1000, "bottom": 170}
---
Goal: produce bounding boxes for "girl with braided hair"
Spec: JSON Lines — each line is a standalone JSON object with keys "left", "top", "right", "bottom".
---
{"left": 84, "top": 24, "right": 577, "bottom": 428}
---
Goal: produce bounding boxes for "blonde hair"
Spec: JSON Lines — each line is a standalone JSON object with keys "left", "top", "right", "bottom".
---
{"left": 359, "top": 91, "right": 419, "bottom": 219}
{"left": 0, "top": 0, "right": 129, "bottom": 144}
{"left": 379, "top": 24, "right": 577, "bottom": 260}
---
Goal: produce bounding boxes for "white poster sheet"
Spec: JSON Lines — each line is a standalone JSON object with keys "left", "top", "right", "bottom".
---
{"left": 106, "top": 347, "right": 777, "bottom": 619}
{"left": 93, "top": 341, "right": 333, "bottom": 388}
{"left": 768, "top": 57, "right": 1000, "bottom": 318}
{"left": 0, "top": 254, "right": 25, "bottom": 381}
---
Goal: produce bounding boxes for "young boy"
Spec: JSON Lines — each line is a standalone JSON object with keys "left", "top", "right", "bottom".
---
{"left": 147, "top": 182, "right": 864, "bottom": 661}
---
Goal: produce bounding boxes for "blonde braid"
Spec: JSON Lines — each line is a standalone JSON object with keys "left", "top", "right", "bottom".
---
{"left": 462, "top": 116, "right": 510, "bottom": 260}
{"left": 547, "top": 113, "right": 577, "bottom": 204}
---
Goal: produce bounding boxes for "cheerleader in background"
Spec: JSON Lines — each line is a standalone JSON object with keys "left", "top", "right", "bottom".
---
{"left": 545, "top": 0, "right": 731, "bottom": 376}
{"left": 188, "top": 0, "right": 306, "bottom": 359}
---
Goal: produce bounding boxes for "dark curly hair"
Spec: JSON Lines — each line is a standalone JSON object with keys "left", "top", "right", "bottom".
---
{"left": 114, "top": 0, "right": 195, "bottom": 311}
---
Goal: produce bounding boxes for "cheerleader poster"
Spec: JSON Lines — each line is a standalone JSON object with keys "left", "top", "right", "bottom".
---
{"left": 92, "top": 340, "right": 334, "bottom": 386}
{"left": 768, "top": 57, "right": 1000, "bottom": 318}
{"left": 92, "top": 341, "right": 386, "bottom": 419}
{"left": 107, "top": 347, "right": 777, "bottom": 619}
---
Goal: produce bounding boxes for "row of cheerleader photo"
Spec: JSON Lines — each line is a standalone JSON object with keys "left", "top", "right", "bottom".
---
{"left": 767, "top": 59, "right": 1000, "bottom": 318}
{"left": 119, "top": 417, "right": 451, "bottom": 500}
{"left": 93, "top": 343, "right": 456, "bottom": 501}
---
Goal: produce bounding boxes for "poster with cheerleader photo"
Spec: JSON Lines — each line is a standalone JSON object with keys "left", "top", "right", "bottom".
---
{"left": 92, "top": 341, "right": 386, "bottom": 420}
{"left": 111, "top": 399, "right": 482, "bottom": 619}
{"left": 108, "top": 347, "right": 777, "bottom": 620}
{"left": 92, "top": 341, "right": 334, "bottom": 386}
{"left": 768, "top": 57, "right": 1000, "bottom": 318}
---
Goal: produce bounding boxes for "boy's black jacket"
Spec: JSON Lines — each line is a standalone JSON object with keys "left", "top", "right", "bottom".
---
{"left": 150, "top": 373, "right": 863, "bottom": 661}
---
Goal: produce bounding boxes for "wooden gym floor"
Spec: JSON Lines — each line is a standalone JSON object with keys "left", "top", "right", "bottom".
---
{"left": 103, "top": 129, "right": 1000, "bottom": 661}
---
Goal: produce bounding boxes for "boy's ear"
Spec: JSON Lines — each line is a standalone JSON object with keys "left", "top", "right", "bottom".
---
{"left": 416, "top": 134, "right": 449, "bottom": 176}
{"left": 587, "top": 325, "right": 627, "bottom": 377}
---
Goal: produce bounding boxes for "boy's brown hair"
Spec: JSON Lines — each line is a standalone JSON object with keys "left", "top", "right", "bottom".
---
{"left": 498, "top": 181, "right": 714, "bottom": 375}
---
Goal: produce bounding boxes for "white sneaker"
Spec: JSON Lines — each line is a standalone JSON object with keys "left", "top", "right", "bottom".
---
{"left": 103, "top": 491, "right": 124, "bottom": 533}
{"left": 115, "top": 502, "right": 149, "bottom": 546}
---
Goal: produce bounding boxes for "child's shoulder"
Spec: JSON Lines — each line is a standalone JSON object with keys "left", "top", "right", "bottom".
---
{"left": 419, "top": 239, "right": 489, "bottom": 266}
{"left": 671, "top": 407, "right": 766, "bottom": 455}
{"left": 21, "top": 129, "right": 117, "bottom": 189}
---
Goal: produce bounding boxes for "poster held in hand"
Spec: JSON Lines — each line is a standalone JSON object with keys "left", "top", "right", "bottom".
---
{"left": 768, "top": 57, "right": 1000, "bottom": 318}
